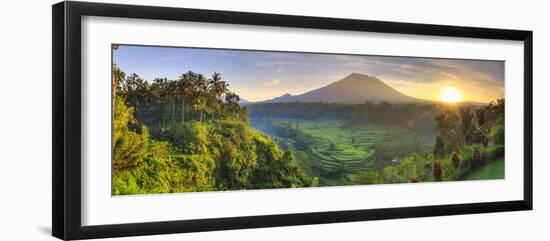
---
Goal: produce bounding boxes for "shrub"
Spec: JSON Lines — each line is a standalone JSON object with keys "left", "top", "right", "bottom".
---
{"left": 492, "top": 120, "right": 505, "bottom": 145}
{"left": 481, "top": 144, "right": 504, "bottom": 163}
{"left": 472, "top": 147, "right": 481, "bottom": 169}
{"left": 452, "top": 152, "right": 460, "bottom": 168}
{"left": 441, "top": 157, "right": 458, "bottom": 181}
{"left": 433, "top": 161, "right": 442, "bottom": 181}
{"left": 349, "top": 170, "right": 383, "bottom": 185}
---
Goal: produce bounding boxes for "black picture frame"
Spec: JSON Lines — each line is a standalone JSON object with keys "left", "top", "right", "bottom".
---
{"left": 52, "top": 1, "right": 533, "bottom": 240}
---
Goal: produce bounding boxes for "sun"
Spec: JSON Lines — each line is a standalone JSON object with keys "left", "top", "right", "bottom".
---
{"left": 440, "top": 86, "right": 462, "bottom": 103}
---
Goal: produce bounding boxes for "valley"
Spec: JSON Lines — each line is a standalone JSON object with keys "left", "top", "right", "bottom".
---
{"left": 111, "top": 44, "right": 506, "bottom": 194}
{"left": 245, "top": 73, "right": 505, "bottom": 186}
{"left": 251, "top": 117, "right": 436, "bottom": 185}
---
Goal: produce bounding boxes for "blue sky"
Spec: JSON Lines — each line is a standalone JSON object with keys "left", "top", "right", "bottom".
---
{"left": 113, "top": 45, "right": 504, "bottom": 103}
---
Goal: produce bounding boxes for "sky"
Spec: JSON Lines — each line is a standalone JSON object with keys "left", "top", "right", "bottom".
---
{"left": 113, "top": 45, "right": 505, "bottom": 103}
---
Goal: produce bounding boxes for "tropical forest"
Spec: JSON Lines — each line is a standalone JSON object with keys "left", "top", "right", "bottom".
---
{"left": 111, "top": 45, "right": 505, "bottom": 195}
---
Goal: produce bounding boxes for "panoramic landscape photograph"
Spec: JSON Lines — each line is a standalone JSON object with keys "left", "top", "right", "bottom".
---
{"left": 111, "top": 44, "right": 505, "bottom": 195}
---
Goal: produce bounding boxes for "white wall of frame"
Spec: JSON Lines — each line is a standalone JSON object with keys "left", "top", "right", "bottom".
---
{"left": 0, "top": 0, "right": 549, "bottom": 240}
{"left": 81, "top": 15, "right": 524, "bottom": 226}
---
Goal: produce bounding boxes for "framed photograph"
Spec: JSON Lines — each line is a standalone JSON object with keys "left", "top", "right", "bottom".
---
{"left": 52, "top": 1, "right": 533, "bottom": 240}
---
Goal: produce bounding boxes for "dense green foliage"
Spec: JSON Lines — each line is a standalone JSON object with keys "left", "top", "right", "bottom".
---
{"left": 250, "top": 100, "right": 505, "bottom": 186}
{"left": 112, "top": 67, "right": 315, "bottom": 195}
{"left": 346, "top": 144, "right": 504, "bottom": 185}
{"left": 117, "top": 71, "right": 248, "bottom": 127}
{"left": 112, "top": 51, "right": 504, "bottom": 194}
{"left": 249, "top": 101, "right": 439, "bottom": 129}
{"left": 344, "top": 99, "right": 505, "bottom": 185}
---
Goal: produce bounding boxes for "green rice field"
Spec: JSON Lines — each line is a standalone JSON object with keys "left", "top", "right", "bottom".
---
{"left": 255, "top": 118, "right": 435, "bottom": 174}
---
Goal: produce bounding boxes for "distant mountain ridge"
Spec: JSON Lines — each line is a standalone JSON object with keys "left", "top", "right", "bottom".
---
{"left": 238, "top": 98, "right": 250, "bottom": 105}
{"left": 264, "top": 73, "right": 427, "bottom": 104}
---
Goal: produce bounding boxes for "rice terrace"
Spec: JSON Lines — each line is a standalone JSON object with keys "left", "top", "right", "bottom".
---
{"left": 111, "top": 45, "right": 505, "bottom": 195}
{"left": 250, "top": 117, "right": 436, "bottom": 183}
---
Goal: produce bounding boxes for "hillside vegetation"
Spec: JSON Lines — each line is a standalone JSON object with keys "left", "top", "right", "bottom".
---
{"left": 112, "top": 67, "right": 315, "bottom": 195}
{"left": 112, "top": 59, "right": 505, "bottom": 194}
{"left": 249, "top": 99, "right": 505, "bottom": 186}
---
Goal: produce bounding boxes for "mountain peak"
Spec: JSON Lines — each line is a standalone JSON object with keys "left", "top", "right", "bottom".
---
{"left": 346, "top": 73, "right": 370, "bottom": 78}
{"left": 266, "top": 93, "right": 293, "bottom": 103}
{"left": 265, "top": 73, "right": 426, "bottom": 104}
{"left": 337, "top": 73, "right": 380, "bottom": 84}
{"left": 330, "top": 73, "right": 386, "bottom": 90}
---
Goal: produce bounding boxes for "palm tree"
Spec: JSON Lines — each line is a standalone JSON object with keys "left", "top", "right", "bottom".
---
{"left": 194, "top": 73, "right": 209, "bottom": 121}
{"left": 435, "top": 110, "right": 464, "bottom": 153}
{"left": 210, "top": 72, "right": 228, "bottom": 97}
{"left": 207, "top": 72, "right": 229, "bottom": 118}
{"left": 458, "top": 106, "right": 474, "bottom": 144}
{"left": 151, "top": 78, "right": 168, "bottom": 127}
{"left": 164, "top": 80, "right": 177, "bottom": 120}
{"left": 177, "top": 73, "right": 194, "bottom": 122}
{"left": 112, "top": 65, "right": 125, "bottom": 100}
{"left": 111, "top": 65, "right": 125, "bottom": 124}
{"left": 194, "top": 96, "right": 207, "bottom": 123}
{"left": 475, "top": 108, "right": 490, "bottom": 147}
{"left": 111, "top": 44, "right": 123, "bottom": 101}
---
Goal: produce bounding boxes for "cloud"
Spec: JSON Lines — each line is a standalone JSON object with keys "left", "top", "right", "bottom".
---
{"left": 116, "top": 45, "right": 504, "bottom": 103}
{"left": 264, "top": 79, "right": 281, "bottom": 86}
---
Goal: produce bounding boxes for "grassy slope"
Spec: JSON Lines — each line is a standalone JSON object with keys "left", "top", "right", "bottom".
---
{"left": 262, "top": 118, "right": 434, "bottom": 173}
{"left": 466, "top": 158, "right": 505, "bottom": 180}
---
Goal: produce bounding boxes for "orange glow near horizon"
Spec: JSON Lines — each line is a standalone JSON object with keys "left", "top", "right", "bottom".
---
{"left": 440, "top": 86, "right": 463, "bottom": 103}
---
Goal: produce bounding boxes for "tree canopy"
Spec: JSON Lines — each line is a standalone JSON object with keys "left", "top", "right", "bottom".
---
{"left": 112, "top": 69, "right": 315, "bottom": 195}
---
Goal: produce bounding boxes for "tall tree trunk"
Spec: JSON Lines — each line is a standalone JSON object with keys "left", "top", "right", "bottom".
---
{"left": 172, "top": 98, "right": 176, "bottom": 120}
{"left": 112, "top": 76, "right": 116, "bottom": 101}
{"left": 199, "top": 111, "right": 203, "bottom": 123}
{"left": 181, "top": 98, "right": 185, "bottom": 122}
{"left": 112, "top": 75, "right": 116, "bottom": 119}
